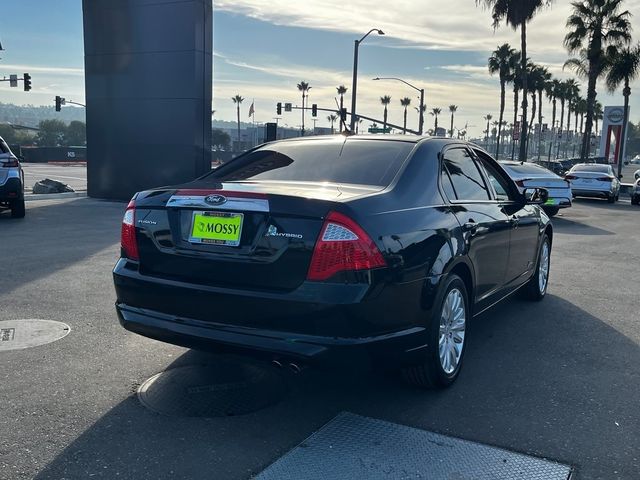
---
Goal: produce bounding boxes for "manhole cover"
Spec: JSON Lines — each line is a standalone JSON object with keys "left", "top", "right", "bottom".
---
{"left": 138, "top": 357, "right": 288, "bottom": 417}
{"left": 0, "top": 319, "right": 70, "bottom": 352}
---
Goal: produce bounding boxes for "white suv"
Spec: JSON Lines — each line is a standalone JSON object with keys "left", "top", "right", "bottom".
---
{"left": 0, "top": 136, "right": 25, "bottom": 218}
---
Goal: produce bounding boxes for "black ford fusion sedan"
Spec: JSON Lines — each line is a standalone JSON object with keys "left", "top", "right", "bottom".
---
{"left": 113, "top": 135, "right": 552, "bottom": 388}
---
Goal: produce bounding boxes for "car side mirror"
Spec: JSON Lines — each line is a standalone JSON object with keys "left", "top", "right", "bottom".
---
{"left": 523, "top": 187, "right": 549, "bottom": 205}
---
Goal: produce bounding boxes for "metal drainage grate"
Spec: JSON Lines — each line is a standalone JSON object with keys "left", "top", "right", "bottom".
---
{"left": 0, "top": 319, "right": 70, "bottom": 352}
{"left": 255, "top": 412, "right": 573, "bottom": 480}
{"left": 138, "top": 357, "right": 287, "bottom": 417}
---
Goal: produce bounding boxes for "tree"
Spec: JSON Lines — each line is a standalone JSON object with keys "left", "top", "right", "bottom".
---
{"left": 231, "top": 95, "right": 244, "bottom": 149}
{"left": 545, "top": 78, "right": 562, "bottom": 137}
{"left": 448, "top": 104, "right": 458, "bottom": 138}
{"left": 532, "top": 66, "right": 551, "bottom": 158}
{"left": 297, "top": 81, "right": 311, "bottom": 136}
{"left": 564, "top": 78, "right": 580, "bottom": 136}
{"left": 336, "top": 85, "right": 348, "bottom": 132}
{"left": 594, "top": 100, "right": 604, "bottom": 135}
{"left": 64, "top": 120, "right": 86, "bottom": 146}
{"left": 478, "top": 0, "right": 553, "bottom": 161}
{"left": 484, "top": 114, "right": 493, "bottom": 144}
{"left": 431, "top": 107, "right": 442, "bottom": 132}
{"left": 564, "top": 0, "right": 631, "bottom": 159}
{"left": 0, "top": 124, "right": 30, "bottom": 145}
{"left": 400, "top": 97, "right": 412, "bottom": 134}
{"left": 36, "top": 119, "right": 67, "bottom": 146}
{"left": 488, "top": 43, "right": 516, "bottom": 158}
{"left": 605, "top": 43, "right": 640, "bottom": 175}
{"left": 212, "top": 128, "right": 231, "bottom": 150}
{"left": 380, "top": 95, "right": 392, "bottom": 132}
{"left": 327, "top": 114, "right": 338, "bottom": 134}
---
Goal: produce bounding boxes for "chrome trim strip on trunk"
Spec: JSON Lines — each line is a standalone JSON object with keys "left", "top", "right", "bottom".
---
{"left": 166, "top": 195, "right": 270, "bottom": 212}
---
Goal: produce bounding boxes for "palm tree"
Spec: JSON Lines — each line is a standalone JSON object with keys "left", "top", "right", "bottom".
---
{"left": 400, "top": 97, "right": 412, "bottom": 133}
{"left": 545, "top": 79, "right": 562, "bottom": 138}
{"left": 231, "top": 95, "right": 244, "bottom": 148}
{"left": 564, "top": 0, "right": 631, "bottom": 159}
{"left": 380, "top": 95, "right": 392, "bottom": 132}
{"left": 531, "top": 65, "right": 551, "bottom": 158}
{"left": 431, "top": 107, "right": 442, "bottom": 132}
{"left": 507, "top": 51, "right": 528, "bottom": 159}
{"left": 478, "top": 0, "right": 553, "bottom": 161}
{"left": 327, "top": 114, "right": 338, "bottom": 134}
{"left": 297, "top": 81, "right": 311, "bottom": 136}
{"left": 594, "top": 100, "right": 604, "bottom": 136}
{"left": 576, "top": 97, "right": 588, "bottom": 134}
{"left": 489, "top": 43, "right": 516, "bottom": 158}
{"left": 564, "top": 78, "right": 580, "bottom": 137}
{"left": 605, "top": 43, "right": 640, "bottom": 175}
{"left": 484, "top": 114, "right": 493, "bottom": 144}
{"left": 448, "top": 105, "right": 458, "bottom": 138}
{"left": 336, "top": 85, "right": 348, "bottom": 132}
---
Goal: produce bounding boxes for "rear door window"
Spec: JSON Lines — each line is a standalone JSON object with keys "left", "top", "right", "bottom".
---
{"left": 441, "top": 148, "right": 490, "bottom": 201}
{"left": 208, "top": 138, "right": 414, "bottom": 188}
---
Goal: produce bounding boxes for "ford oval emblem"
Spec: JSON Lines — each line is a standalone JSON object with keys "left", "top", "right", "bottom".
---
{"left": 204, "top": 194, "right": 227, "bottom": 206}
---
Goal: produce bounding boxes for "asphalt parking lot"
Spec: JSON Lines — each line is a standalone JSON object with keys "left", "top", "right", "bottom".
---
{"left": 21, "top": 163, "right": 87, "bottom": 193}
{"left": 1, "top": 197, "right": 639, "bottom": 479}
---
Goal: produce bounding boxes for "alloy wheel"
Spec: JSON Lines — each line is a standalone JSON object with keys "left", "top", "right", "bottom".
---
{"left": 438, "top": 288, "right": 466, "bottom": 375}
{"left": 538, "top": 241, "right": 550, "bottom": 294}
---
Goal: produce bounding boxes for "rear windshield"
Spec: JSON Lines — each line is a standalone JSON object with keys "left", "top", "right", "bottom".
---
{"left": 571, "top": 164, "right": 610, "bottom": 173}
{"left": 207, "top": 138, "right": 414, "bottom": 187}
{"left": 501, "top": 163, "right": 549, "bottom": 176}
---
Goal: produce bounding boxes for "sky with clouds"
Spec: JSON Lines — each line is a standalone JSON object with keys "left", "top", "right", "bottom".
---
{"left": 1, "top": 0, "right": 639, "bottom": 137}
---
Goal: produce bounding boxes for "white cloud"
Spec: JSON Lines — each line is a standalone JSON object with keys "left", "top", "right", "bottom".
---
{"left": 1, "top": 64, "right": 83, "bottom": 75}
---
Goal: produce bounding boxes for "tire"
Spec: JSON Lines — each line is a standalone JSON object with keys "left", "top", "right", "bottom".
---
{"left": 607, "top": 194, "right": 615, "bottom": 203}
{"left": 402, "top": 274, "right": 469, "bottom": 389}
{"left": 543, "top": 206, "right": 559, "bottom": 217}
{"left": 632, "top": 196, "right": 639, "bottom": 205}
{"left": 10, "top": 197, "right": 25, "bottom": 218}
{"left": 522, "top": 234, "right": 550, "bottom": 301}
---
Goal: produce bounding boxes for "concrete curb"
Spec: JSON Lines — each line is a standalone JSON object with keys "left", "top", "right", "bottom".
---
{"left": 25, "top": 192, "right": 88, "bottom": 202}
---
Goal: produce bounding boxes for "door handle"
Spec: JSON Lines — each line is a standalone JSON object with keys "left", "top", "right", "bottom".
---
{"left": 463, "top": 220, "right": 478, "bottom": 233}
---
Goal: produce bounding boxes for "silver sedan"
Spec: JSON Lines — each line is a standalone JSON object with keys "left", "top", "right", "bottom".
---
{"left": 565, "top": 163, "right": 621, "bottom": 203}
{"left": 500, "top": 161, "right": 572, "bottom": 217}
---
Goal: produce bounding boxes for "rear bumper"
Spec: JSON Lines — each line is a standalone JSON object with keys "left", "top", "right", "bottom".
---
{"left": 572, "top": 188, "right": 613, "bottom": 198}
{"left": 116, "top": 303, "right": 428, "bottom": 368}
{"left": 0, "top": 177, "right": 22, "bottom": 201}
{"left": 113, "top": 259, "right": 435, "bottom": 368}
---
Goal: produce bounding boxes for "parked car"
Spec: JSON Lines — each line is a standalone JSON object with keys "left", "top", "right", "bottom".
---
{"left": 533, "top": 160, "right": 566, "bottom": 177}
{"left": 113, "top": 136, "right": 553, "bottom": 389}
{"left": 500, "top": 161, "right": 571, "bottom": 217}
{"left": 0, "top": 136, "right": 25, "bottom": 218}
{"left": 565, "top": 163, "right": 621, "bottom": 203}
{"left": 631, "top": 178, "right": 640, "bottom": 205}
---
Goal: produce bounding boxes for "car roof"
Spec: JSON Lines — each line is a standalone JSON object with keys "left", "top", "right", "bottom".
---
{"left": 265, "top": 134, "right": 459, "bottom": 146}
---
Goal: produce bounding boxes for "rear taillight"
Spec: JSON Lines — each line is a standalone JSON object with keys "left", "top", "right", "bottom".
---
{"left": 597, "top": 176, "right": 613, "bottom": 182}
{"left": 307, "top": 211, "right": 386, "bottom": 281}
{"left": 0, "top": 159, "right": 19, "bottom": 168}
{"left": 564, "top": 174, "right": 577, "bottom": 180}
{"left": 121, "top": 199, "right": 139, "bottom": 260}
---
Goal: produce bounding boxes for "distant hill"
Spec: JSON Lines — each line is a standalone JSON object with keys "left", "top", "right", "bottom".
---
{"left": 0, "top": 102, "right": 85, "bottom": 127}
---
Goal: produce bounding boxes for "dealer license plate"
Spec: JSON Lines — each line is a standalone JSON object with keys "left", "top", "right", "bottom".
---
{"left": 189, "top": 211, "right": 243, "bottom": 246}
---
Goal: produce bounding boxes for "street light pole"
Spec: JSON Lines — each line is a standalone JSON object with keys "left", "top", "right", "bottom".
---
{"left": 373, "top": 76, "right": 425, "bottom": 135}
{"left": 350, "top": 28, "right": 384, "bottom": 133}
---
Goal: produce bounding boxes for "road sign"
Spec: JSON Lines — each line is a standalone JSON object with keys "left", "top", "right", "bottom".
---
{"left": 284, "top": 103, "right": 292, "bottom": 112}
{"left": 9, "top": 75, "right": 18, "bottom": 87}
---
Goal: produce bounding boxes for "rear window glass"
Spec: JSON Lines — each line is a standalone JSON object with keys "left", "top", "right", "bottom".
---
{"left": 571, "top": 164, "right": 610, "bottom": 173}
{"left": 501, "top": 163, "right": 549, "bottom": 176}
{"left": 207, "top": 138, "right": 414, "bottom": 187}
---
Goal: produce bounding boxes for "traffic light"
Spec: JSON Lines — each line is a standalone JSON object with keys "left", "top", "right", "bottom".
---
{"left": 311, "top": 104, "right": 317, "bottom": 117}
{"left": 276, "top": 102, "right": 282, "bottom": 115}
{"left": 55, "top": 96, "right": 63, "bottom": 112}
{"left": 23, "top": 73, "right": 31, "bottom": 92}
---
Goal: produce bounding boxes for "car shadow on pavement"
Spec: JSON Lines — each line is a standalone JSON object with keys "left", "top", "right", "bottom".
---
{"left": 551, "top": 216, "right": 614, "bottom": 236}
{"left": 0, "top": 198, "right": 124, "bottom": 297}
{"left": 32, "top": 294, "right": 640, "bottom": 480}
